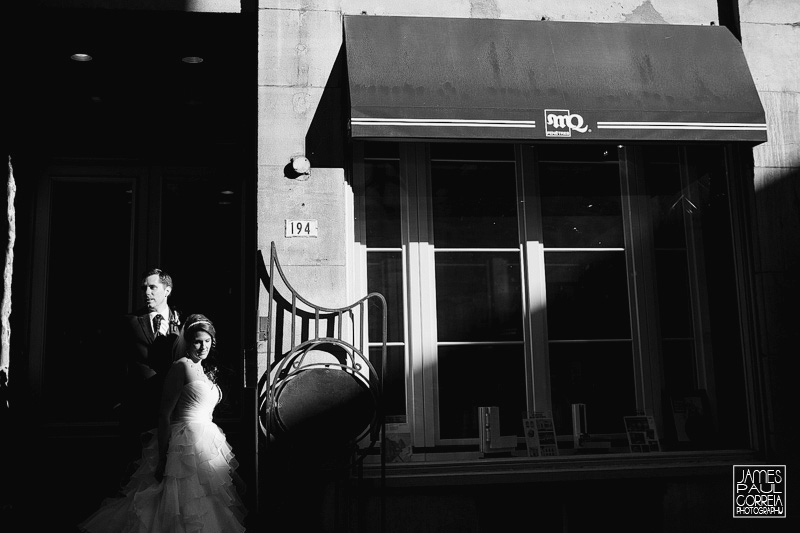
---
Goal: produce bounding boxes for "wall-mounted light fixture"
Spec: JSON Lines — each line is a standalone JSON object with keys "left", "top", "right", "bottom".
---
{"left": 285, "top": 155, "right": 311, "bottom": 180}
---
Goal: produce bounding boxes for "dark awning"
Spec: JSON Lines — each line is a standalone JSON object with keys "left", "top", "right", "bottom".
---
{"left": 344, "top": 16, "right": 767, "bottom": 143}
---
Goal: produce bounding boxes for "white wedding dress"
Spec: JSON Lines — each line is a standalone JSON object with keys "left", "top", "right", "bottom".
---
{"left": 79, "top": 380, "right": 246, "bottom": 533}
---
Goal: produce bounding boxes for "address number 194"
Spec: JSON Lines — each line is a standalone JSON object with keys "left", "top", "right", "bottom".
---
{"left": 285, "top": 219, "right": 318, "bottom": 238}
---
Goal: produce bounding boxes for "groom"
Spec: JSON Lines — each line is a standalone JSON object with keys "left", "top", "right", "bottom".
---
{"left": 119, "top": 268, "right": 181, "bottom": 467}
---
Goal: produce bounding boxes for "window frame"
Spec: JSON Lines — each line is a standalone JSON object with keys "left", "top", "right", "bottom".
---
{"left": 352, "top": 140, "right": 762, "bottom": 460}
{"left": 30, "top": 166, "right": 144, "bottom": 409}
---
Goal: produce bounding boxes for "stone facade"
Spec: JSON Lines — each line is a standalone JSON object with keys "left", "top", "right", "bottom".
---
{"left": 254, "top": 1, "right": 798, "bottom": 529}
{"left": 741, "top": 0, "right": 800, "bottom": 462}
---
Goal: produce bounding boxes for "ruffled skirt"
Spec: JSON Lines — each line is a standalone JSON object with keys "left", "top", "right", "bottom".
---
{"left": 79, "top": 421, "right": 246, "bottom": 533}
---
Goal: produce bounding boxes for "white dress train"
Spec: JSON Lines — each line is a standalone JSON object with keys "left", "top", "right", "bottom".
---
{"left": 79, "top": 380, "right": 246, "bottom": 533}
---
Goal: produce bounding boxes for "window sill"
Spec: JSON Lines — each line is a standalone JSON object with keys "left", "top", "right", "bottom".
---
{"left": 359, "top": 449, "right": 761, "bottom": 487}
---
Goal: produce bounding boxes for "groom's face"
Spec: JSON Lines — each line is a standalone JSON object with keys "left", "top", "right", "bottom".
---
{"left": 142, "top": 274, "right": 171, "bottom": 312}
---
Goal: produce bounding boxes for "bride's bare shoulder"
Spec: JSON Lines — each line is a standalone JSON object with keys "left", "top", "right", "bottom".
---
{"left": 167, "top": 357, "right": 193, "bottom": 379}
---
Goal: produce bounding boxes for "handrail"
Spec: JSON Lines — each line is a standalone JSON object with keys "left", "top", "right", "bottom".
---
{"left": 257, "top": 241, "right": 387, "bottom": 469}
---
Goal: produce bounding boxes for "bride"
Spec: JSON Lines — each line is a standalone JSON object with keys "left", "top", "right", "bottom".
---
{"left": 80, "top": 314, "right": 246, "bottom": 533}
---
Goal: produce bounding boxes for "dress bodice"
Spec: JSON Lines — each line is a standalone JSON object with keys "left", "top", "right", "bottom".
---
{"left": 171, "top": 380, "right": 220, "bottom": 423}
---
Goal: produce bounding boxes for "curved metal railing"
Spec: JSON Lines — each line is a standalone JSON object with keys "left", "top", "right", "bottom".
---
{"left": 257, "top": 241, "right": 387, "bottom": 470}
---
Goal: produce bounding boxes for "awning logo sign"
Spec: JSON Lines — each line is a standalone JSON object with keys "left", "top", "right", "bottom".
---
{"left": 733, "top": 465, "right": 786, "bottom": 518}
{"left": 545, "top": 109, "right": 589, "bottom": 137}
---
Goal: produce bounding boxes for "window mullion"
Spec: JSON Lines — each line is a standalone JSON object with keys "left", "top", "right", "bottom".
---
{"left": 415, "top": 143, "right": 442, "bottom": 447}
{"left": 620, "top": 146, "right": 663, "bottom": 426}
{"left": 679, "top": 147, "right": 718, "bottom": 418}
{"left": 519, "top": 145, "right": 551, "bottom": 416}
{"left": 401, "top": 142, "right": 437, "bottom": 449}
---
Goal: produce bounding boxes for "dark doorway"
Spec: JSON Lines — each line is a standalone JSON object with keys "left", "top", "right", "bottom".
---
{"left": 7, "top": 4, "right": 256, "bottom": 531}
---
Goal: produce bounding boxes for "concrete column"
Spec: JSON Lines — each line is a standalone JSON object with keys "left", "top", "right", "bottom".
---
{"left": 741, "top": 0, "right": 800, "bottom": 463}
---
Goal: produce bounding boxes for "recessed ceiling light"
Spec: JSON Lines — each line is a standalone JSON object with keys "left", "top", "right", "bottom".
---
{"left": 71, "top": 53, "right": 93, "bottom": 62}
{"left": 182, "top": 56, "right": 203, "bottom": 64}
{"left": 220, "top": 190, "right": 234, "bottom": 195}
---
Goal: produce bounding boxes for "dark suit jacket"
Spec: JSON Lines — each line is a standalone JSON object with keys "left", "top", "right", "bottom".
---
{"left": 119, "top": 307, "right": 181, "bottom": 435}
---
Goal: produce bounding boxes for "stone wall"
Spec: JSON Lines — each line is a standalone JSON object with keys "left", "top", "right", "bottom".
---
{"left": 741, "top": 0, "right": 800, "bottom": 463}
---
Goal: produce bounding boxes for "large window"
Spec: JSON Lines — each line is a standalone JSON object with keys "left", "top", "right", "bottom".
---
{"left": 354, "top": 141, "right": 752, "bottom": 456}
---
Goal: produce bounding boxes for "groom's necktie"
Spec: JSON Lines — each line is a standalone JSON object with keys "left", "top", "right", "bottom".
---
{"left": 153, "top": 314, "right": 163, "bottom": 337}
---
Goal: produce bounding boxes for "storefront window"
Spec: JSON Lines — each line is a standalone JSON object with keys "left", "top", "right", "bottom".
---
{"left": 355, "top": 140, "right": 752, "bottom": 455}
{"left": 363, "top": 143, "right": 406, "bottom": 423}
{"left": 538, "top": 146, "right": 632, "bottom": 435}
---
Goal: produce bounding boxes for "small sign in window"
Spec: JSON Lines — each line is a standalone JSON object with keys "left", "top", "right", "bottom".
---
{"left": 285, "top": 219, "right": 318, "bottom": 238}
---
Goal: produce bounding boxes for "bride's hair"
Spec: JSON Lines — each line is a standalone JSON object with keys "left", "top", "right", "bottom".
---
{"left": 180, "top": 314, "right": 220, "bottom": 383}
{"left": 183, "top": 313, "right": 216, "bottom": 346}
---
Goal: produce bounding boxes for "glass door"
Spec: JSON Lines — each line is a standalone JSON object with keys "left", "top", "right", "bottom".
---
{"left": 34, "top": 173, "right": 138, "bottom": 424}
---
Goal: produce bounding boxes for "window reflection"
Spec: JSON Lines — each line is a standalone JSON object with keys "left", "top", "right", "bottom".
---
{"left": 545, "top": 252, "right": 631, "bottom": 340}
{"left": 435, "top": 252, "right": 522, "bottom": 342}
{"left": 370, "top": 345, "right": 406, "bottom": 421}
{"left": 365, "top": 160, "right": 401, "bottom": 248}
{"left": 357, "top": 140, "right": 752, "bottom": 454}
{"left": 539, "top": 158, "right": 623, "bottom": 248}
{"left": 549, "top": 342, "right": 635, "bottom": 435}
{"left": 438, "top": 344, "right": 526, "bottom": 439}
{"left": 367, "top": 252, "right": 404, "bottom": 343}
{"left": 431, "top": 159, "right": 518, "bottom": 248}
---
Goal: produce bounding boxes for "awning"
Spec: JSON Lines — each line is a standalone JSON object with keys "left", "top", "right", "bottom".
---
{"left": 344, "top": 16, "right": 767, "bottom": 143}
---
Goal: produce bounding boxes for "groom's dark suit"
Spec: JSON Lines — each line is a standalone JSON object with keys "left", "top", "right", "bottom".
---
{"left": 119, "top": 307, "right": 181, "bottom": 463}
